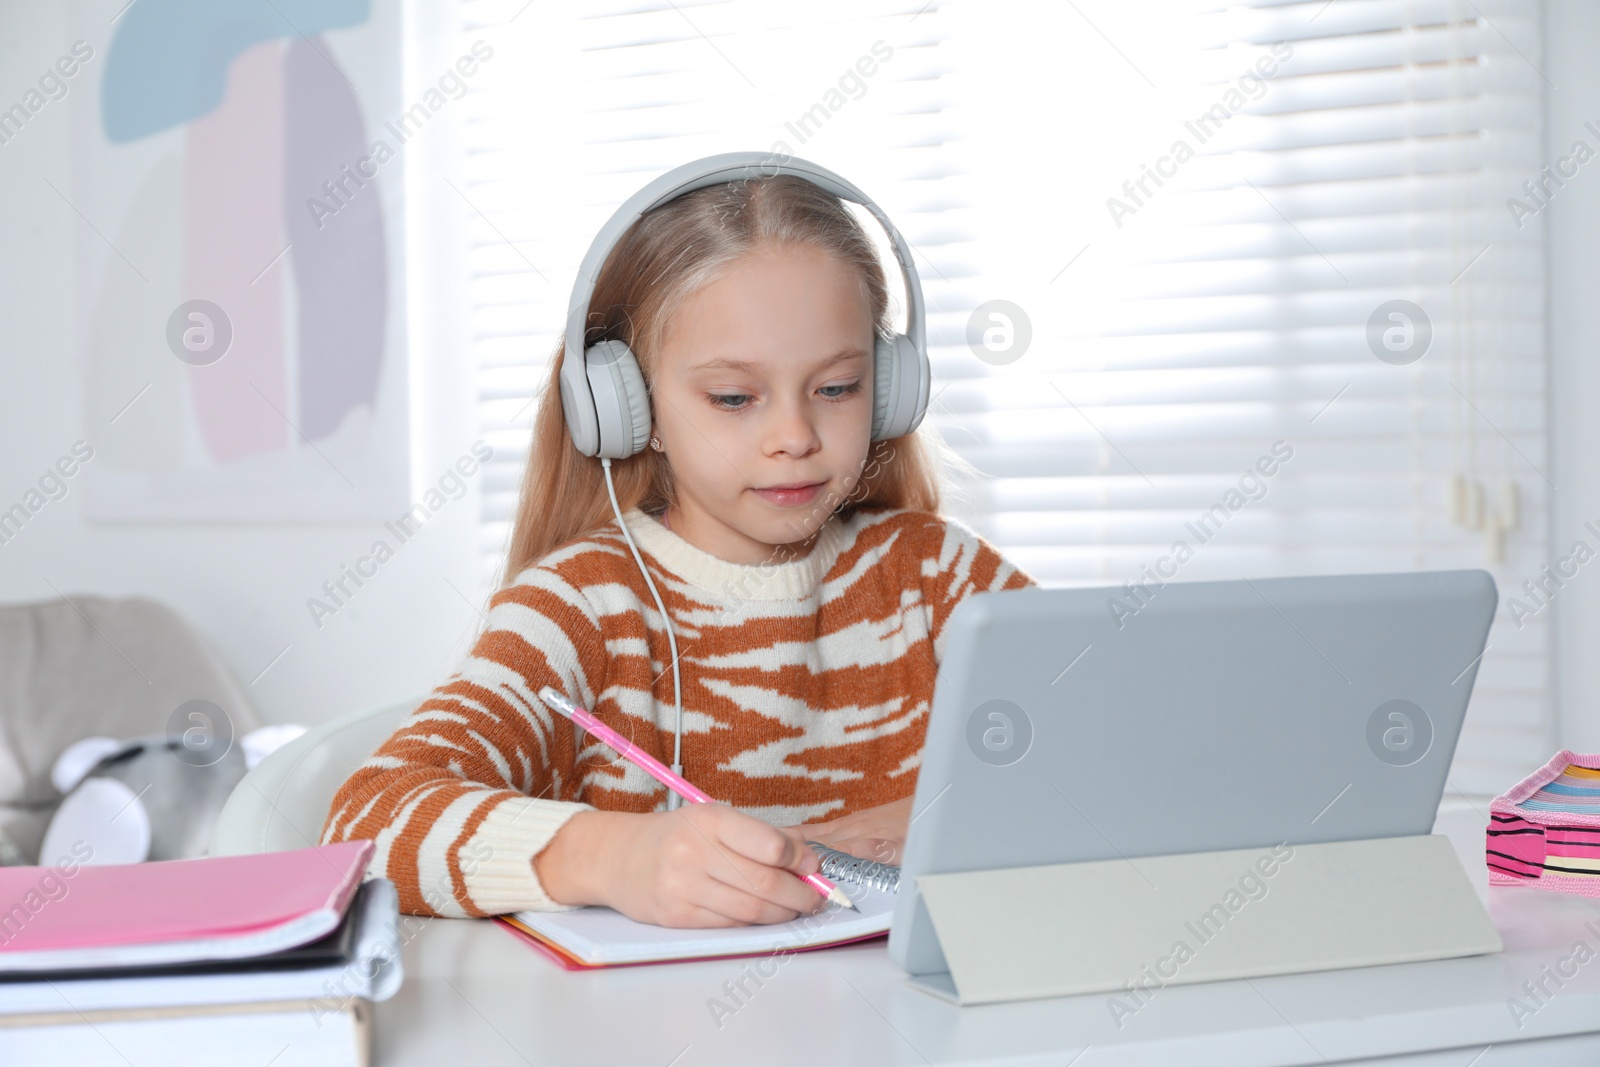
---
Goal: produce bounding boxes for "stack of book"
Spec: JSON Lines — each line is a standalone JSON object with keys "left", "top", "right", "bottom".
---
{"left": 0, "top": 840, "right": 399, "bottom": 1066}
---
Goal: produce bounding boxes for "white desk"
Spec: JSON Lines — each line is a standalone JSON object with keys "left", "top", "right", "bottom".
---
{"left": 377, "top": 797, "right": 1600, "bottom": 1066}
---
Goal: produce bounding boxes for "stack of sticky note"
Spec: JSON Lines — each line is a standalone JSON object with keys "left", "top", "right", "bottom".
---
{"left": 1487, "top": 749, "right": 1600, "bottom": 896}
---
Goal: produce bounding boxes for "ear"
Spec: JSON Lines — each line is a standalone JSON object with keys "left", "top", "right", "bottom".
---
{"left": 40, "top": 777, "right": 152, "bottom": 865}
{"left": 50, "top": 736, "right": 126, "bottom": 795}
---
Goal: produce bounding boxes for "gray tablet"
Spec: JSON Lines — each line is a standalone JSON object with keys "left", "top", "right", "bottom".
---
{"left": 887, "top": 568, "right": 1498, "bottom": 976}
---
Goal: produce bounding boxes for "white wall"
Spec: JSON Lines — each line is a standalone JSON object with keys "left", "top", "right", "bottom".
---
{"left": 2, "top": 1, "right": 1597, "bottom": 751}
{"left": 0, "top": 1, "right": 484, "bottom": 728}
{"left": 1546, "top": 0, "right": 1600, "bottom": 754}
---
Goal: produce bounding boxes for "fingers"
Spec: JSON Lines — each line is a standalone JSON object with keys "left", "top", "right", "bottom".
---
{"left": 774, "top": 824, "right": 819, "bottom": 862}
{"left": 700, "top": 839, "right": 825, "bottom": 917}
{"left": 636, "top": 805, "right": 836, "bottom": 926}
{"left": 709, "top": 806, "right": 820, "bottom": 877}
{"left": 806, "top": 832, "right": 903, "bottom": 865}
{"left": 675, "top": 807, "right": 825, "bottom": 917}
{"left": 693, "top": 875, "right": 823, "bottom": 926}
{"left": 682, "top": 830, "right": 822, "bottom": 919}
{"left": 870, "top": 837, "right": 903, "bottom": 864}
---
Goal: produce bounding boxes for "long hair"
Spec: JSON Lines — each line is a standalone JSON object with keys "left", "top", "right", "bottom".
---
{"left": 500, "top": 172, "right": 972, "bottom": 586}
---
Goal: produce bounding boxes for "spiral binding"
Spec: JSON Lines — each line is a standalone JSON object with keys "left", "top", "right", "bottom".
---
{"left": 805, "top": 841, "right": 900, "bottom": 894}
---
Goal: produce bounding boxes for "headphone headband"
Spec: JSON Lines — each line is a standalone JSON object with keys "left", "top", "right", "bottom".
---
{"left": 562, "top": 151, "right": 927, "bottom": 380}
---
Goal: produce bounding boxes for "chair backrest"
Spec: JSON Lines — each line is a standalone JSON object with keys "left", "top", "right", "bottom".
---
{"left": 210, "top": 698, "right": 415, "bottom": 856}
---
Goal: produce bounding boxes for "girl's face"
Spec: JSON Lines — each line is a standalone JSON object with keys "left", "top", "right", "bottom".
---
{"left": 649, "top": 242, "right": 876, "bottom": 566}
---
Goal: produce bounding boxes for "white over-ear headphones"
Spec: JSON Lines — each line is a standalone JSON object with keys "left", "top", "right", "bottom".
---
{"left": 558, "top": 151, "right": 931, "bottom": 459}
{"left": 555, "top": 152, "right": 931, "bottom": 809}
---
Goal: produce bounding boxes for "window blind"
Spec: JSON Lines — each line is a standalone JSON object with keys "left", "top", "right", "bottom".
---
{"left": 460, "top": 0, "right": 966, "bottom": 558}
{"left": 456, "top": 0, "right": 1548, "bottom": 795}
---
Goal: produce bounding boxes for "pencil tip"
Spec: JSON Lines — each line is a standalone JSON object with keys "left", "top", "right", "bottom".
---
{"left": 828, "top": 887, "right": 858, "bottom": 910}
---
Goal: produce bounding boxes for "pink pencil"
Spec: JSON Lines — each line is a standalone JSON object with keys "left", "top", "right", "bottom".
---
{"left": 537, "top": 686, "right": 856, "bottom": 911}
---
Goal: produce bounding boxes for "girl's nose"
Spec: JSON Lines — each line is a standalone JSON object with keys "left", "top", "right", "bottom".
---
{"left": 764, "top": 395, "right": 822, "bottom": 457}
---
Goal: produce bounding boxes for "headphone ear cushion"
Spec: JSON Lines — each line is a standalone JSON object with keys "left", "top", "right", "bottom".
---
{"left": 871, "top": 333, "right": 930, "bottom": 441}
{"left": 615, "top": 353, "right": 653, "bottom": 458}
{"left": 585, "top": 340, "right": 654, "bottom": 458}
{"left": 871, "top": 334, "right": 898, "bottom": 442}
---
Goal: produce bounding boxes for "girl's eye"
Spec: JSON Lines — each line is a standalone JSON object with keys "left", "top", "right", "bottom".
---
{"left": 710, "top": 382, "right": 864, "bottom": 412}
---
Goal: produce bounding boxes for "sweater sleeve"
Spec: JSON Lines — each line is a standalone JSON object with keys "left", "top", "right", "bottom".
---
{"left": 923, "top": 515, "right": 1038, "bottom": 667}
{"left": 321, "top": 564, "right": 608, "bottom": 918}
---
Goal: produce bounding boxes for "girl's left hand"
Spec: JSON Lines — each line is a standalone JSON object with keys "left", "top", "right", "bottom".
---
{"left": 780, "top": 796, "right": 914, "bottom": 866}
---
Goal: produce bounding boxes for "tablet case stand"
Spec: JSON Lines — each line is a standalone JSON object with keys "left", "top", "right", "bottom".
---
{"left": 904, "top": 834, "right": 1502, "bottom": 1006}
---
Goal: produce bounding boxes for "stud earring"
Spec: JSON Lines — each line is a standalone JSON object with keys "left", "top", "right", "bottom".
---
{"left": 649, "top": 437, "right": 663, "bottom": 452}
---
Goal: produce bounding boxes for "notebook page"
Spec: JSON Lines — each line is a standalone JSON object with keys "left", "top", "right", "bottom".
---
{"left": 512, "top": 883, "right": 896, "bottom": 965}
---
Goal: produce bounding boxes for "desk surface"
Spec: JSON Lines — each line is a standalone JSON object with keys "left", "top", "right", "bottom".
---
{"left": 376, "top": 797, "right": 1600, "bottom": 1067}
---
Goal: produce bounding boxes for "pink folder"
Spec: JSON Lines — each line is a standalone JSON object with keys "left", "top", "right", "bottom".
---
{"left": 0, "top": 840, "right": 372, "bottom": 972}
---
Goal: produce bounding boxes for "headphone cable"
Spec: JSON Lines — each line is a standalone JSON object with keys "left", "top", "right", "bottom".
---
{"left": 600, "top": 457, "right": 685, "bottom": 811}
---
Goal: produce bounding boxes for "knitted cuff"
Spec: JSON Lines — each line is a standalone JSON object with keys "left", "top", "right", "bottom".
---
{"left": 460, "top": 795, "right": 597, "bottom": 914}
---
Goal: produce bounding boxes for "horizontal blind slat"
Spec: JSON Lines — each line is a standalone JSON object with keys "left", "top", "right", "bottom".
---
{"left": 462, "top": 0, "right": 1551, "bottom": 792}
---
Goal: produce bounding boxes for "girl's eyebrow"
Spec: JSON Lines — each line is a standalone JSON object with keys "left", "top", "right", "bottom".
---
{"left": 688, "top": 348, "right": 869, "bottom": 374}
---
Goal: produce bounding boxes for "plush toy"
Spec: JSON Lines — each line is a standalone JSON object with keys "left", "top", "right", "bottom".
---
{"left": 39, "top": 723, "right": 307, "bottom": 865}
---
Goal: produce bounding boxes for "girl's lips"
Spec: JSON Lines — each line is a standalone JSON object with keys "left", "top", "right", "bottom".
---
{"left": 753, "top": 482, "right": 824, "bottom": 507}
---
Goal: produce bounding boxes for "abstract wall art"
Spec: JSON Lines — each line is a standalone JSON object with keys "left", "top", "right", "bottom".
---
{"left": 72, "top": 0, "right": 410, "bottom": 521}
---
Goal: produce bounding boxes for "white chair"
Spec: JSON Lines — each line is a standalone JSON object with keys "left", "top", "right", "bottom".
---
{"left": 210, "top": 698, "right": 416, "bottom": 856}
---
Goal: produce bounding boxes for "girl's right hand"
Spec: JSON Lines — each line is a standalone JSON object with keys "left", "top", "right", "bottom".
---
{"left": 533, "top": 804, "right": 829, "bottom": 928}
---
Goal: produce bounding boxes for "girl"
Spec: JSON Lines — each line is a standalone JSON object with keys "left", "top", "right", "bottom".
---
{"left": 321, "top": 169, "right": 1037, "bottom": 928}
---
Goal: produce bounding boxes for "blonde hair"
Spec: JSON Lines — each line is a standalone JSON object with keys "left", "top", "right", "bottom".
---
{"left": 501, "top": 173, "right": 970, "bottom": 586}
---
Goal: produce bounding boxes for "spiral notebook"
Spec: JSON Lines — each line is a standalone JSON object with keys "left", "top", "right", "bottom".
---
{"left": 497, "top": 843, "right": 901, "bottom": 968}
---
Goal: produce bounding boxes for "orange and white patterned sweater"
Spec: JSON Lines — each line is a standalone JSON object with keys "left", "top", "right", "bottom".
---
{"left": 321, "top": 504, "right": 1036, "bottom": 917}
